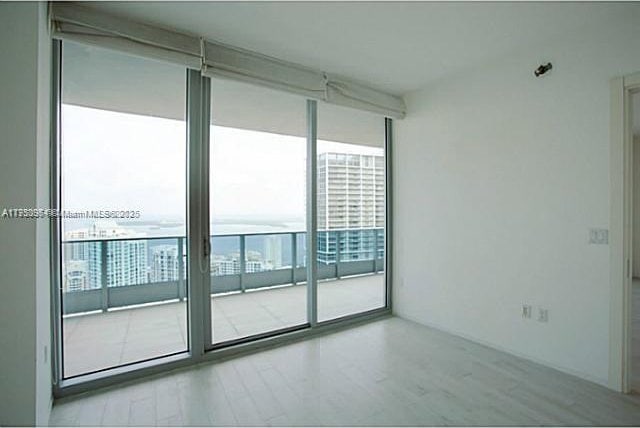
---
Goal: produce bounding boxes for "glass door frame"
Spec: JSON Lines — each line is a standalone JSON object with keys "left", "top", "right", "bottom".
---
{"left": 50, "top": 39, "right": 393, "bottom": 398}
{"left": 204, "top": 90, "right": 313, "bottom": 350}
{"left": 50, "top": 40, "right": 198, "bottom": 391}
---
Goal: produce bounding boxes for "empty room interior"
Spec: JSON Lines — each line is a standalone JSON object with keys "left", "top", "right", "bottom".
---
{"left": 4, "top": 1, "right": 640, "bottom": 426}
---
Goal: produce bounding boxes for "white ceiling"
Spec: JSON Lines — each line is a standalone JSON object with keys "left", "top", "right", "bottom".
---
{"left": 78, "top": 1, "right": 637, "bottom": 96}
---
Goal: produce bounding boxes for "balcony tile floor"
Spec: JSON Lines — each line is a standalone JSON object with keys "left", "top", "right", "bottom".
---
{"left": 62, "top": 274, "right": 385, "bottom": 377}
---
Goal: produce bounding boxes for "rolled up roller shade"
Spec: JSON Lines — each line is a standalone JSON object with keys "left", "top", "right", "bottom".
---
{"left": 201, "top": 41, "right": 328, "bottom": 101}
{"left": 51, "top": 3, "right": 203, "bottom": 69}
{"left": 50, "top": 2, "right": 406, "bottom": 118}
{"left": 326, "top": 75, "right": 406, "bottom": 119}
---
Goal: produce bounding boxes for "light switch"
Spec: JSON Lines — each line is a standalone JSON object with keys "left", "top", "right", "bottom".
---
{"left": 589, "top": 228, "right": 609, "bottom": 245}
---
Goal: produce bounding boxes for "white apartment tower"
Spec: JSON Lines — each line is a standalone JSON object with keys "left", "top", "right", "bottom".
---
{"left": 317, "top": 152, "right": 385, "bottom": 264}
{"left": 152, "top": 245, "right": 180, "bottom": 282}
{"left": 317, "top": 153, "right": 385, "bottom": 230}
{"left": 63, "top": 222, "right": 148, "bottom": 290}
{"left": 63, "top": 260, "right": 89, "bottom": 292}
{"left": 264, "top": 235, "right": 283, "bottom": 269}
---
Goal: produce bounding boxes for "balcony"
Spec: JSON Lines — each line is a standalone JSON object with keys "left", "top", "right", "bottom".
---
{"left": 61, "top": 229, "right": 385, "bottom": 378}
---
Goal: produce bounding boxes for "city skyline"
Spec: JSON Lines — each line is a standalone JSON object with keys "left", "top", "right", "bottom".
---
{"left": 61, "top": 149, "right": 386, "bottom": 292}
{"left": 60, "top": 104, "right": 385, "bottom": 293}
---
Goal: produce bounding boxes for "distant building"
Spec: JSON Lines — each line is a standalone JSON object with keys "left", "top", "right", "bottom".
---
{"left": 210, "top": 250, "right": 265, "bottom": 275}
{"left": 211, "top": 255, "right": 240, "bottom": 275}
{"left": 62, "top": 260, "right": 89, "bottom": 292}
{"left": 317, "top": 152, "right": 385, "bottom": 264}
{"left": 264, "top": 235, "right": 282, "bottom": 269}
{"left": 246, "top": 250, "right": 265, "bottom": 272}
{"left": 63, "top": 221, "right": 148, "bottom": 291}
{"left": 245, "top": 260, "right": 264, "bottom": 273}
{"left": 152, "top": 245, "right": 179, "bottom": 282}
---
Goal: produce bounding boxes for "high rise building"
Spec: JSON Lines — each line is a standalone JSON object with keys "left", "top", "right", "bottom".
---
{"left": 264, "top": 235, "right": 283, "bottom": 269}
{"left": 210, "top": 252, "right": 265, "bottom": 275}
{"left": 152, "top": 245, "right": 179, "bottom": 282}
{"left": 211, "top": 256, "right": 240, "bottom": 276}
{"left": 246, "top": 250, "right": 265, "bottom": 272}
{"left": 245, "top": 260, "right": 264, "bottom": 273}
{"left": 63, "top": 221, "right": 148, "bottom": 290}
{"left": 62, "top": 260, "right": 89, "bottom": 292}
{"left": 317, "top": 152, "right": 385, "bottom": 264}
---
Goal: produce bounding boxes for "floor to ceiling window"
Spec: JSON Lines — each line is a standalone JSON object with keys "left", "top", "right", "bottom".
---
{"left": 53, "top": 37, "right": 391, "bottom": 387}
{"left": 59, "top": 42, "right": 188, "bottom": 378}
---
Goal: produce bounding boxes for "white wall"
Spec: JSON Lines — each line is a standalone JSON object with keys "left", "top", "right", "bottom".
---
{"left": 0, "top": 2, "right": 52, "bottom": 425}
{"left": 394, "top": 9, "right": 640, "bottom": 386}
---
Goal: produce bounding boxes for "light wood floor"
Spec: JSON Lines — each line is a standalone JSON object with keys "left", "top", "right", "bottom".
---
{"left": 50, "top": 316, "right": 640, "bottom": 426}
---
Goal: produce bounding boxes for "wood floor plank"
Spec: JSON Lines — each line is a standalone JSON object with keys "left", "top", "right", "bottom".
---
{"left": 50, "top": 316, "right": 640, "bottom": 426}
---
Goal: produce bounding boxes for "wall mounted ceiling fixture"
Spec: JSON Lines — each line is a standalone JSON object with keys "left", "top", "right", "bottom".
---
{"left": 534, "top": 62, "right": 553, "bottom": 77}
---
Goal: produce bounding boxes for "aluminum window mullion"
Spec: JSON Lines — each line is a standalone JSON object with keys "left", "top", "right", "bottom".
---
{"left": 186, "top": 69, "right": 210, "bottom": 358}
{"left": 384, "top": 117, "right": 393, "bottom": 311}
{"left": 50, "top": 39, "right": 63, "bottom": 389}
{"left": 201, "top": 76, "right": 212, "bottom": 349}
{"left": 306, "top": 100, "right": 318, "bottom": 326}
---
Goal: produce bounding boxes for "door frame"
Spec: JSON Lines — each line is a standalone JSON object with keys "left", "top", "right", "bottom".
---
{"left": 609, "top": 71, "right": 640, "bottom": 393}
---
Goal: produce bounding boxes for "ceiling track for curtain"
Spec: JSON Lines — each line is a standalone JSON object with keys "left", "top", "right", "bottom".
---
{"left": 50, "top": 2, "right": 406, "bottom": 118}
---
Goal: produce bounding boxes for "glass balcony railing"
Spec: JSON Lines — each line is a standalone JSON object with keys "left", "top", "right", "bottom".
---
{"left": 60, "top": 228, "right": 384, "bottom": 315}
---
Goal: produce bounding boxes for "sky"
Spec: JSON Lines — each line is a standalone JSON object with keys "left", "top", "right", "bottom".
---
{"left": 61, "top": 105, "right": 383, "bottom": 230}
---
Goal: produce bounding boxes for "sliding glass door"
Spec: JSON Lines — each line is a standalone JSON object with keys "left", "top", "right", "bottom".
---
{"left": 316, "top": 103, "right": 387, "bottom": 322}
{"left": 59, "top": 42, "right": 188, "bottom": 377}
{"left": 208, "top": 79, "right": 308, "bottom": 345}
{"left": 54, "top": 40, "right": 390, "bottom": 385}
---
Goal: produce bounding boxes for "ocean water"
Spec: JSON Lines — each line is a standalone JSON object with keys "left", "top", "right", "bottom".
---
{"left": 64, "top": 219, "right": 306, "bottom": 239}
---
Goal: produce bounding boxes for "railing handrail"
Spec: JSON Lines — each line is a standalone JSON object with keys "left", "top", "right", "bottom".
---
{"left": 61, "top": 227, "right": 384, "bottom": 244}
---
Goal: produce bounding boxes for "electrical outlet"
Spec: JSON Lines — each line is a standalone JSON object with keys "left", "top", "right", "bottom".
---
{"left": 538, "top": 308, "right": 549, "bottom": 323}
{"left": 522, "top": 305, "right": 532, "bottom": 319}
